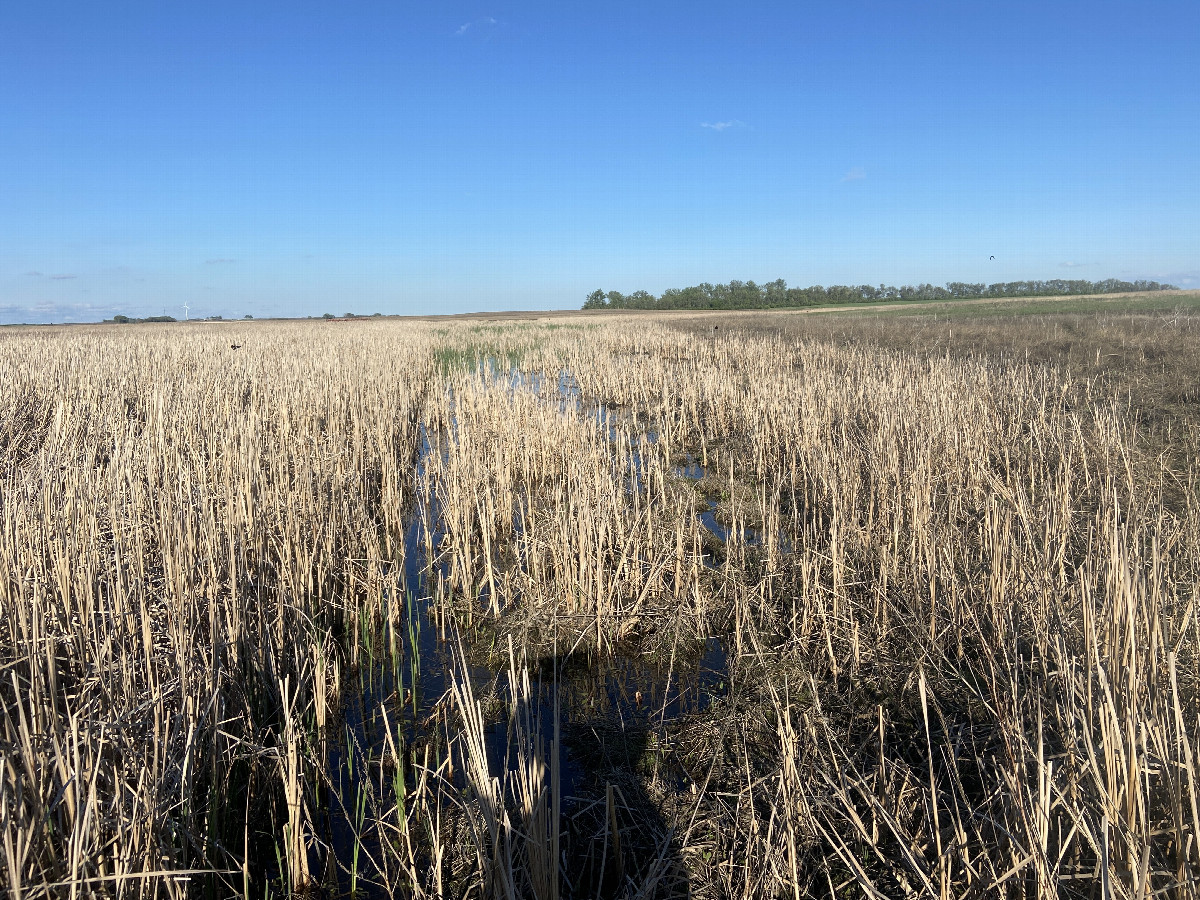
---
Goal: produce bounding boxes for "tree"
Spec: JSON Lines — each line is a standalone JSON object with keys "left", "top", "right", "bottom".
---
{"left": 577, "top": 275, "right": 1176, "bottom": 312}
{"left": 763, "top": 279, "right": 788, "bottom": 306}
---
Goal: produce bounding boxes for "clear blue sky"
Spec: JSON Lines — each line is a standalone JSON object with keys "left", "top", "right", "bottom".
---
{"left": 2, "top": 1, "right": 1197, "bottom": 322}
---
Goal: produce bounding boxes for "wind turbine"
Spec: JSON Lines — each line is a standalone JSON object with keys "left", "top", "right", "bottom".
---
{"left": 183, "top": 302, "right": 190, "bottom": 321}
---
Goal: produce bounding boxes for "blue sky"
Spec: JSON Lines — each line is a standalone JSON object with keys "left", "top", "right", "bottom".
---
{"left": 2, "top": 1, "right": 1198, "bottom": 322}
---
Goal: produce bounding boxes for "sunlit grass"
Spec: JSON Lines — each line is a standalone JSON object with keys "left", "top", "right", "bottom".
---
{"left": 2, "top": 310, "right": 1198, "bottom": 898}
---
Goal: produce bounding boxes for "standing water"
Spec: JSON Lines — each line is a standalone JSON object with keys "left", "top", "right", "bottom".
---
{"left": 280, "top": 363, "right": 732, "bottom": 897}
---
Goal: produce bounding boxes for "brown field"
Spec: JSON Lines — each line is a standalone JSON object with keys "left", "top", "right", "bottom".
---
{"left": 2, "top": 302, "right": 1199, "bottom": 898}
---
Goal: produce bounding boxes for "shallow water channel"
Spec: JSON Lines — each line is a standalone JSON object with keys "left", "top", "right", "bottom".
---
{"left": 306, "top": 370, "right": 733, "bottom": 896}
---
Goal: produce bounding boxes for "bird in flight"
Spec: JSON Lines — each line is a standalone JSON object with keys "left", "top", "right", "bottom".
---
{"left": 989, "top": 255, "right": 995, "bottom": 260}
{"left": 230, "top": 344, "right": 243, "bottom": 350}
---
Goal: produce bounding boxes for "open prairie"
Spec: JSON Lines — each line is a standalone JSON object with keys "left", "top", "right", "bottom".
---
{"left": 3, "top": 302, "right": 1200, "bottom": 898}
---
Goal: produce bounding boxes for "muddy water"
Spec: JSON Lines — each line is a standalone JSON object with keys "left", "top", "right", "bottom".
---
{"left": 670, "top": 450, "right": 769, "bottom": 555}
{"left": 315, "top": 368, "right": 731, "bottom": 896}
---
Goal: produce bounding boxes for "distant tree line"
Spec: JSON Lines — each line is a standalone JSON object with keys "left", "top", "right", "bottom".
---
{"left": 582, "top": 277, "right": 1178, "bottom": 311}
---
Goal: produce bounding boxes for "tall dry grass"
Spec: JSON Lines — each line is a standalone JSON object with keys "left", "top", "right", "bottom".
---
{"left": 1, "top": 312, "right": 1198, "bottom": 898}
{"left": 0, "top": 322, "right": 428, "bottom": 896}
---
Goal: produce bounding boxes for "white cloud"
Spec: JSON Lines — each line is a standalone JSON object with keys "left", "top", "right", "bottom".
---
{"left": 700, "top": 120, "right": 743, "bottom": 131}
{"left": 48, "top": 273, "right": 77, "bottom": 280}
{"left": 841, "top": 167, "right": 866, "bottom": 182}
{"left": 0, "top": 299, "right": 116, "bottom": 324}
{"left": 1158, "top": 271, "right": 1200, "bottom": 289}
{"left": 1059, "top": 261, "right": 1086, "bottom": 268}
{"left": 455, "top": 16, "right": 497, "bottom": 36}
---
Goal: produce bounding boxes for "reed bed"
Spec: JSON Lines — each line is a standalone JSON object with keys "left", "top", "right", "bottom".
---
{"left": 0, "top": 323, "right": 430, "bottom": 897}
{"left": 1, "top": 312, "right": 1198, "bottom": 898}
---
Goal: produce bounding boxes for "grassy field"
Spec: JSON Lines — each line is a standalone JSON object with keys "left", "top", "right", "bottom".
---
{"left": 794, "top": 288, "right": 1200, "bottom": 318}
{"left": 2, "top": 300, "right": 1199, "bottom": 898}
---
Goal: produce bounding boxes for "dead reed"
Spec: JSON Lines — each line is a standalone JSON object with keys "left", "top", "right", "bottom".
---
{"left": 1, "top": 311, "right": 1197, "bottom": 898}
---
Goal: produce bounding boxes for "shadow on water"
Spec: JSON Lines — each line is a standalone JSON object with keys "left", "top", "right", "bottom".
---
{"left": 303, "top": 362, "right": 730, "bottom": 897}
{"left": 316, "top": 606, "right": 727, "bottom": 895}
{"left": 551, "top": 637, "right": 726, "bottom": 897}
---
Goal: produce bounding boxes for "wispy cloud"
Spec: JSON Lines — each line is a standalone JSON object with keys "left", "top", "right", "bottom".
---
{"left": 1153, "top": 270, "right": 1200, "bottom": 289}
{"left": 700, "top": 120, "right": 744, "bottom": 131}
{"left": 205, "top": 258, "right": 237, "bottom": 265}
{"left": 841, "top": 167, "right": 866, "bottom": 182}
{"left": 24, "top": 270, "right": 42, "bottom": 277}
{"left": 0, "top": 299, "right": 116, "bottom": 324}
{"left": 1059, "top": 261, "right": 1086, "bottom": 268}
{"left": 49, "top": 273, "right": 77, "bottom": 280}
{"left": 455, "top": 16, "right": 496, "bottom": 36}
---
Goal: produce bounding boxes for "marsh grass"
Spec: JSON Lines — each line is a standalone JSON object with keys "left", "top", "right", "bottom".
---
{"left": 2, "top": 309, "right": 1199, "bottom": 898}
{"left": 433, "top": 345, "right": 525, "bottom": 376}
